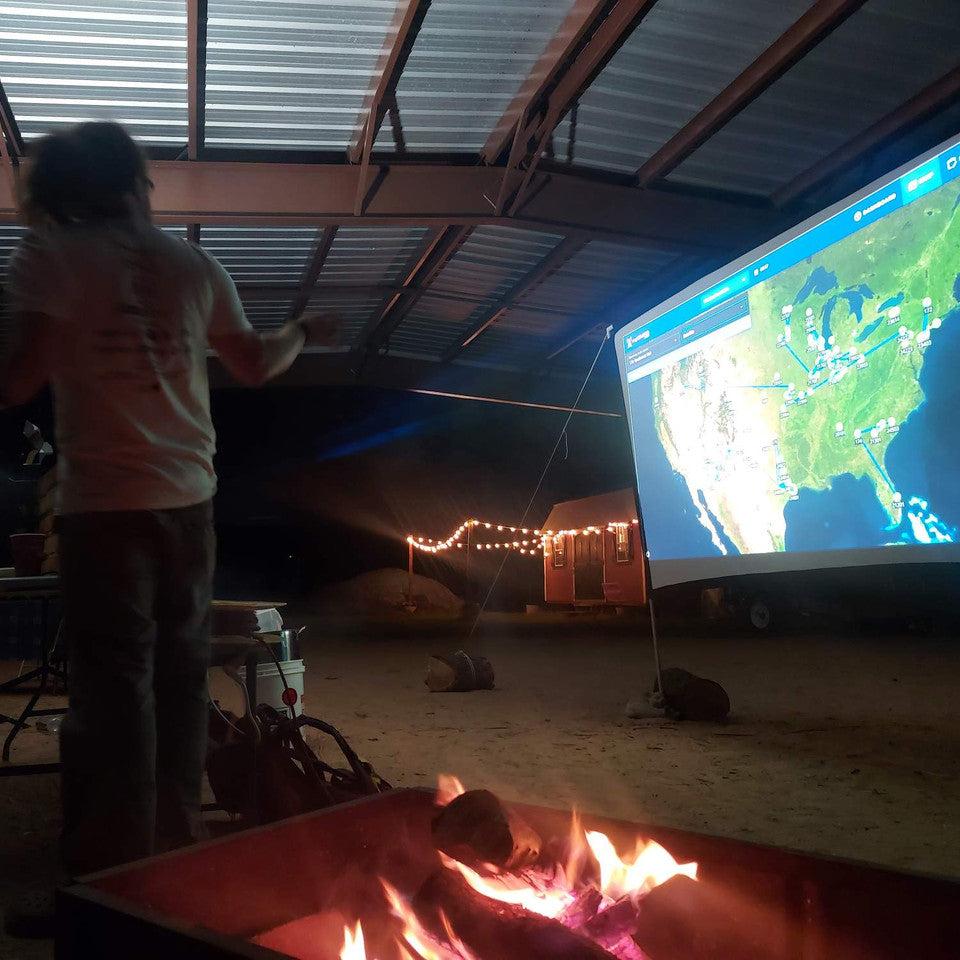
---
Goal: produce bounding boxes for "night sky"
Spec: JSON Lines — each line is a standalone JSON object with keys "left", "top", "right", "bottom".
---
{"left": 0, "top": 357, "right": 635, "bottom": 606}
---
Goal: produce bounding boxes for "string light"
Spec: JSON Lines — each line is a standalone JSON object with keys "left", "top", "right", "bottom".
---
{"left": 406, "top": 515, "right": 638, "bottom": 557}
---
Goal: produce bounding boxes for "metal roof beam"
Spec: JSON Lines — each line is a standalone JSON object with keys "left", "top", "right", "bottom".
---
{"left": 186, "top": 0, "right": 208, "bottom": 161}
{"left": 492, "top": 0, "right": 661, "bottom": 216}
{"left": 635, "top": 0, "right": 868, "bottom": 187}
{"left": 481, "top": 0, "right": 616, "bottom": 165}
{"left": 1, "top": 161, "right": 783, "bottom": 253}
{"left": 0, "top": 79, "right": 23, "bottom": 195}
{"left": 0, "top": 79, "right": 23, "bottom": 163}
{"left": 237, "top": 282, "right": 403, "bottom": 301}
{"left": 287, "top": 226, "right": 339, "bottom": 320}
{"left": 351, "top": 0, "right": 433, "bottom": 215}
{"left": 773, "top": 64, "right": 960, "bottom": 208}
{"left": 441, "top": 236, "right": 588, "bottom": 363}
{"left": 354, "top": 225, "right": 473, "bottom": 364}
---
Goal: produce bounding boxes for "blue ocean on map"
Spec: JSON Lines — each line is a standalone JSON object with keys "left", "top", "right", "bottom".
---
{"left": 784, "top": 475, "right": 890, "bottom": 551}
{"left": 884, "top": 289, "right": 960, "bottom": 541}
{"left": 629, "top": 377, "right": 735, "bottom": 560}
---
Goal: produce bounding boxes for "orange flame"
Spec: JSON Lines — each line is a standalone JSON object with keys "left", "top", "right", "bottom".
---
{"left": 383, "top": 880, "right": 479, "bottom": 960}
{"left": 340, "top": 778, "right": 698, "bottom": 960}
{"left": 565, "top": 810, "right": 589, "bottom": 887}
{"left": 440, "top": 853, "right": 575, "bottom": 919}
{"left": 436, "top": 774, "right": 466, "bottom": 806}
{"left": 585, "top": 831, "right": 698, "bottom": 901}
{"left": 339, "top": 922, "right": 367, "bottom": 960}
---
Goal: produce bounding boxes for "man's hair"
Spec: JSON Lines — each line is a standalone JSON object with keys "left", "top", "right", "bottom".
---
{"left": 21, "top": 122, "right": 149, "bottom": 225}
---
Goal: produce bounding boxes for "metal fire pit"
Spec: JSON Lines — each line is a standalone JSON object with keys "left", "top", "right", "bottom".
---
{"left": 56, "top": 789, "right": 958, "bottom": 959}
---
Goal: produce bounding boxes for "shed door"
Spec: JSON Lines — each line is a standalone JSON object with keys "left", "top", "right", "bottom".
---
{"left": 574, "top": 533, "right": 604, "bottom": 601}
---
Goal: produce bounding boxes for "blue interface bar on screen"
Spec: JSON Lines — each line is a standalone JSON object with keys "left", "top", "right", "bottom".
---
{"left": 623, "top": 138, "right": 960, "bottom": 368}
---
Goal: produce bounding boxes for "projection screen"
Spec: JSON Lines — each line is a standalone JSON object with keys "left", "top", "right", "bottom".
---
{"left": 617, "top": 133, "right": 960, "bottom": 589}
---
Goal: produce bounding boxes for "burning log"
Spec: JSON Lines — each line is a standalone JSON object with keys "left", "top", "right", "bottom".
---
{"left": 432, "top": 789, "right": 541, "bottom": 871}
{"left": 558, "top": 887, "right": 604, "bottom": 929}
{"left": 582, "top": 897, "right": 641, "bottom": 949}
{"left": 425, "top": 652, "right": 495, "bottom": 692}
{"left": 414, "top": 869, "right": 619, "bottom": 960}
{"left": 632, "top": 874, "right": 751, "bottom": 960}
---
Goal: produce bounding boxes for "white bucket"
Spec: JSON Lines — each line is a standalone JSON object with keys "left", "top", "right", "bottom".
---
{"left": 238, "top": 658, "right": 306, "bottom": 717}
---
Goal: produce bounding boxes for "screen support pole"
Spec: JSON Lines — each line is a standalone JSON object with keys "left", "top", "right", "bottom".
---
{"left": 629, "top": 482, "right": 664, "bottom": 695}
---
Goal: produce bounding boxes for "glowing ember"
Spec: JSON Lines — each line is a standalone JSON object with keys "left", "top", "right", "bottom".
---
{"left": 338, "top": 778, "right": 697, "bottom": 960}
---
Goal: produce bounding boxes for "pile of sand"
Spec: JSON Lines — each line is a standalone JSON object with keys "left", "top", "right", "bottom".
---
{"left": 316, "top": 568, "right": 464, "bottom": 616}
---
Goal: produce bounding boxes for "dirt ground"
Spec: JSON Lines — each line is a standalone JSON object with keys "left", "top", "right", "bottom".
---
{"left": 1, "top": 612, "right": 959, "bottom": 958}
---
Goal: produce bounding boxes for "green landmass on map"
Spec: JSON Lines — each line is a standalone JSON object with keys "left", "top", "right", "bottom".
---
{"left": 653, "top": 180, "right": 960, "bottom": 555}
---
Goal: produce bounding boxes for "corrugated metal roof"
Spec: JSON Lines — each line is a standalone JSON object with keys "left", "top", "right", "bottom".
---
{"left": 306, "top": 288, "right": 389, "bottom": 350}
{"left": 550, "top": 0, "right": 810, "bottom": 174}
{"left": 460, "top": 239, "right": 679, "bottom": 370}
{"left": 387, "top": 292, "right": 477, "bottom": 361}
{"left": 317, "top": 226, "right": 429, "bottom": 286}
{"left": 201, "top": 226, "right": 319, "bottom": 286}
{"left": 549, "top": 329, "right": 619, "bottom": 377}
{"left": 240, "top": 295, "right": 294, "bottom": 329}
{"left": 205, "top": 0, "right": 397, "bottom": 150}
{"left": 375, "top": 0, "right": 578, "bottom": 152}
{"left": 0, "top": 224, "right": 27, "bottom": 282}
{"left": 0, "top": 225, "right": 26, "bottom": 352}
{"left": 516, "top": 240, "right": 677, "bottom": 317}
{"left": 668, "top": 0, "right": 960, "bottom": 195}
{"left": 0, "top": 1, "right": 188, "bottom": 145}
{"left": 431, "top": 225, "right": 561, "bottom": 300}
{"left": 452, "top": 323, "right": 542, "bottom": 371}
{"left": 389, "top": 225, "right": 562, "bottom": 358}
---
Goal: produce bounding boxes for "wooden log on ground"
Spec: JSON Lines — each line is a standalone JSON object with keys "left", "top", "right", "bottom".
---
{"left": 432, "top": 789, "right": 541, "bottom": 871}
{"left": 655, "top": 667, "right": 730, "bottom": 722}
{"left": 413, "top": 869, "right": 618, "bottom": 960}
{"left": 425, "top": 651, "right": 495, "bottom": 692}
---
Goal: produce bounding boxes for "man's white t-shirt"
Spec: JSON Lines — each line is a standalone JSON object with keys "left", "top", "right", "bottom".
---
{"left": 9, "top": 220, "right": 250, "bottom": 515}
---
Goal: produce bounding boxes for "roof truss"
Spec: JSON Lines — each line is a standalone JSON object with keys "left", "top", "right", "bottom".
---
{"left": 0, "top": 0, "right": 954, "bottom": 381}
{"left": 634, "top": 0, "right": 869, "bottom": 187}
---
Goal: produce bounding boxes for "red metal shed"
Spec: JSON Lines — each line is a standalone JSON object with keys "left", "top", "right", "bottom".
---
{"left": 542, "top": 489, "right": 646, "bottom": 607}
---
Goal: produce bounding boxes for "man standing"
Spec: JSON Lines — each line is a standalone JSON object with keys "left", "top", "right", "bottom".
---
{"left": 1, "top": 122, "right": 334, "bottom": 923}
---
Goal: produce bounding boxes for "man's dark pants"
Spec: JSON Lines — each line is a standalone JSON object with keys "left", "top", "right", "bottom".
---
{"left": 57, "top": 500, "right": 214, "bottom": 876}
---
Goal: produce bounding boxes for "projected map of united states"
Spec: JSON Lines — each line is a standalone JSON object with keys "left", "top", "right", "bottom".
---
{"left": 652, "top": 184, "right": 959, "bottom": 556}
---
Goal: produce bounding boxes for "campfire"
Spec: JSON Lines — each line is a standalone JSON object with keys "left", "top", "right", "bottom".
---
{"left": 335, "top": 775, "right": 697, "bottom": 960}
